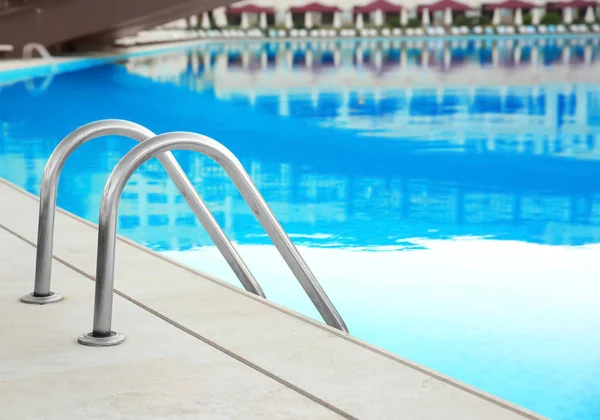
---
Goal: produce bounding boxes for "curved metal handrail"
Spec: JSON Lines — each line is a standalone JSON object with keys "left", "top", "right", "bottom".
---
{"left": 23, "top": 42, "right": 52, "bottom": 60}
{"left": 23, "top": 42, "right": 59, "bottom": 71}
{"left": 78, "top": 131, "right": 347, "bottom": 347}
{"left": 21, "top": 120, "right": 264, "bottom": 305}
{"left": 22, "top": 43, "right": 58, "bottom": 90}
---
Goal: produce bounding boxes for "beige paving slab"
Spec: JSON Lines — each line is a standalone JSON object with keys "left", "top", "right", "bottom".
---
{"left": 0, "top": 178, "right": 545, "bottom": 419}
{"left": 0, "top": 228, "right": 344, "bottom": 420}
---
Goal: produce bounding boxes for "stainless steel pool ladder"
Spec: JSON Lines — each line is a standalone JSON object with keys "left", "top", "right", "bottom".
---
{"left": 23, "top": 42, "right": 56, "bottom": 67}
{"left": 21, "top": 121, "right": 348, "bottom": 347}
{"left": 22, "top": 43, "right": 58, "bottom": 93}
{"left": 20, "top": 120, "right": 264, "bottom": 303}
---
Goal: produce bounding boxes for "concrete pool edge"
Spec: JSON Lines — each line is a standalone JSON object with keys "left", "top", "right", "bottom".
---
{"left": 0, "top": 39, "right": 213, "bottom": 86}
{"left": 0, "top": 176, "right": 545, "bottom": 419}
{"left": 1, "top": 32, "right": 599, "bottom": 87}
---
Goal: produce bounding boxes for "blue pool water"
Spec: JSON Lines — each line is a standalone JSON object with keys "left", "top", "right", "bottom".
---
{"left": 2, "top": 38, "right": 600, "bottom": 418}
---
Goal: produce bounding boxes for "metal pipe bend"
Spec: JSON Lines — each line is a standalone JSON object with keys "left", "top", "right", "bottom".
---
{"left": 24, "top": 120, "right": 264, "bottom": 307}
{"left": 89, "top": 131, "right": 348, "bottom": 341}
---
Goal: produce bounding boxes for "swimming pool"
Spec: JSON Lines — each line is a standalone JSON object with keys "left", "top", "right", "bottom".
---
{"left": 1, "top": 37, "right": 600, "bottom": 418}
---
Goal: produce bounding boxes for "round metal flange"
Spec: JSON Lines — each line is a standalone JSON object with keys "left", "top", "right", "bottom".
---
{"left": 77, "top": 331, "right": 125, "bottom": 347}
{"left": 20, "top": 292, "right": 63, "bottom": 305}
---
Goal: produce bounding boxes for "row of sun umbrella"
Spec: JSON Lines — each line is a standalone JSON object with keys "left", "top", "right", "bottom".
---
{"left": 203, "top": 0, "right": 598, "bottom": 29}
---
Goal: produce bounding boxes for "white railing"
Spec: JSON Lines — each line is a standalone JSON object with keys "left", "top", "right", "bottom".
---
{"left": 23, "top": 42, "right": 53, "bottom": 60}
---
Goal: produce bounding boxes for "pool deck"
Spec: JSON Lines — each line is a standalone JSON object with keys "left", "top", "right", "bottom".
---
{"left": 0, "top": 176, "right": 548, "bottom": 418}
